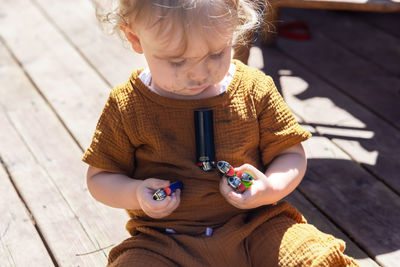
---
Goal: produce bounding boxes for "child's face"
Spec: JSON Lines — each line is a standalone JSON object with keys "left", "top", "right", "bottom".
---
{"left": 125, "top": 23, "right": 234, "bottom": 99}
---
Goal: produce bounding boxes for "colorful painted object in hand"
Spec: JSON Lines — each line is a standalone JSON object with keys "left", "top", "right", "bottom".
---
{"left": 153, "top": 181, "right": 183, "bottom": 201}
{"left": 216, "top": 161, "right": 253, "bottom": 193}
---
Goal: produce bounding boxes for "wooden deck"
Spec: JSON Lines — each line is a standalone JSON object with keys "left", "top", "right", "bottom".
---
{"left": 0, "top": 1, "right": 399, "bottom": 266}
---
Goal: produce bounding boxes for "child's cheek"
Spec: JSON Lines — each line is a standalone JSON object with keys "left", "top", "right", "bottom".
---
{"left": 206, "top": 64, "right": 222, "bottom": 83}
{"left": 213, "top": 59, "right": 230, "bottom": 81}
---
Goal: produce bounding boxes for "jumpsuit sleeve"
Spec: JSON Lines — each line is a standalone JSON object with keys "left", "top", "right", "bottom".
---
{"left": 82, "top": 91, "right": 135, "bottom": 177}
{"left": 255, "top": 75, "right": 311, "bottom": 167}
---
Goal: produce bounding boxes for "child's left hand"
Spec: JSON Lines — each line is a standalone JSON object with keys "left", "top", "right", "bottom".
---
{"left": 219, "top": 163, "right": 271, "bottom": 209}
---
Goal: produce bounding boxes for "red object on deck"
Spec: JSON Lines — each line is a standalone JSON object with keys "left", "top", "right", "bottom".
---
{"left": 278, "top": 21, "right": 311, "bottom": 40}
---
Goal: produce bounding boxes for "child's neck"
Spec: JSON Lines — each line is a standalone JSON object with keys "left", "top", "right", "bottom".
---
{"left": 141, "top": 63, "right": 236, "bottom": 100}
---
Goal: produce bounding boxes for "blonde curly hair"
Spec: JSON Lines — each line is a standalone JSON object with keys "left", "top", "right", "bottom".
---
{"left": 92, "top": 0, "right": 264, "bottom": 49}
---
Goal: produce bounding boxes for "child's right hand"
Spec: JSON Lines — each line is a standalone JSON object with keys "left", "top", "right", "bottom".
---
{"left": 136, "top": 178, "right": 181, "bottom": 219}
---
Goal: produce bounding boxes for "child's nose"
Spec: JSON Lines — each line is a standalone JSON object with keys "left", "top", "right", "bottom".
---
{"left": 188, "top": 62, "right": 209, "bottom": 83}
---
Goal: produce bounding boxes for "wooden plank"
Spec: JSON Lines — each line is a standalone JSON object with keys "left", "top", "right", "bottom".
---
{"left": 0, "top": 113, "right": 107, "bottom": 267}
{"left": 280, "top": 8, "right": 400, "bottom": 77}
{"left": 0, "top": 42, "right": 110, "bottom": 266}
{"left": 0, "top": 42, "right": 129, "bottom": 266}
{"left": 355, "top": 12, "right": 400, "bottom": 39}
{"left": 285, "top": 190, "right": 379, "bottom": 267}
{"left": 274, "top": 10, "right": 400, "bottom": 129}
{"left": 33, "top": 0, "right": 147, "bottom": 87}
{"left": 281, "top": 128, "right": 377, "bottom": 267}
{"left": 285, "top": 123, "right": 379, "bottom": 267}
{"left": 272, "top": 0, "right": 400, "bottom": 12}
{"left": 259, "top": 46, "right": 400, "bottom": 266}
{"left": 0, "top": 163, "right": 54, "bottom": 266}
{"left": 0, "top": 0, "right": 110, "bottom": 149}
{"left": 301, "top": 136, "right": 400, "bottom": 267}
{"left": 287, "top": 123, "right": 378, "bottom": 267}
{"left": 261, "top": 45, "right": 400, "bottom": 194}
{"left": 0, "top": 0, "right": 129, "bottom": 258}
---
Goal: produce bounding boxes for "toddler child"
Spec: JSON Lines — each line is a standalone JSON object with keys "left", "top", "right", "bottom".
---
{"left": 83, "top": 0, "right": 360, "bottom": 266}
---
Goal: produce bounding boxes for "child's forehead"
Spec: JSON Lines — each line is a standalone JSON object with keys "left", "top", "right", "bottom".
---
{"left": 145, "top": 26, "right": 233, "bottom": 59}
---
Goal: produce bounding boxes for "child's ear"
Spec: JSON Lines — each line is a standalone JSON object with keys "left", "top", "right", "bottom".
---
{"left": 120, "top": 25, "right": 143, "bottom": 54}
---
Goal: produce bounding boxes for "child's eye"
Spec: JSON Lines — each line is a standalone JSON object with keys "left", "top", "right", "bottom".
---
{"left": 209, "top": 51, "right": 224, "bottom": 60}
{"left": 170, "top": 59, "right": 186, "bottom": 67}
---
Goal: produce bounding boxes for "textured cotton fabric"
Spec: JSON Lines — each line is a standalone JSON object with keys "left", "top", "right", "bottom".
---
{"left": 107, "top": 202, "right": 358, "bottom": 266}
{"left": 83, "top": 60, "right": 358, "bottom": 266}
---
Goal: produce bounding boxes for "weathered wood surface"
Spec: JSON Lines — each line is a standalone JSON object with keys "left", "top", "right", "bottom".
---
{"left": 0, "top": 162, "right": 54, "bottom": 266}
{"left": 285, "top": 189, "right": 377, "bottom": 267}
{"left": 272, "top": 9, "right": 400, "bottom": 194}
{"left": 0, "top": 41, "right": 109, "bottom": 266}
{"left": 356, "top": 12, "right": 400, "bottom": 39}
{"left": 275, "top": 10, "right": 400, "bottom": 130}
{"left": 258, "top": 9, "right": 400, "bottom": 266}
{"left": 258, "top": 9, "right": 400, "bottom": 265}
{"left": 281, "top": 8, "right": 400, "bottom": 77}
{"left": 0, "top": 0, "right": 129, "bottom": 265}
{"left": 271, "top": 0, "right": 400, "bottom": 12}
{"left": 1, "top": 1, "right": 399, "bottom": 266}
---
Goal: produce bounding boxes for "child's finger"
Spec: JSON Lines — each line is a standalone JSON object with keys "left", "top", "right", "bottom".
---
{"left": 234, "top": 165, "right": 263, "bottom": 182}
{"left": 146, "top": 178, "right": 170, "bottom": 190}
{"left": 226, "top": 193, "right": 248, "bottom": 209}
{"left": 144, "top": 198, "right": 174, "bottom": 219}
{"left": 165, "top": 189, "right": 181, "bottom": 211}
{"left": 146, "top": 190, "right": 179, "bottom": 218}
{"left": 219, "top": 177, "right": 233, "bottom": 196}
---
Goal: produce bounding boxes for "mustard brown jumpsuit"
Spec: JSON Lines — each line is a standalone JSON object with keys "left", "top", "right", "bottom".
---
{"left": 83, "top": 60, "right": 359, "bottom": 266}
